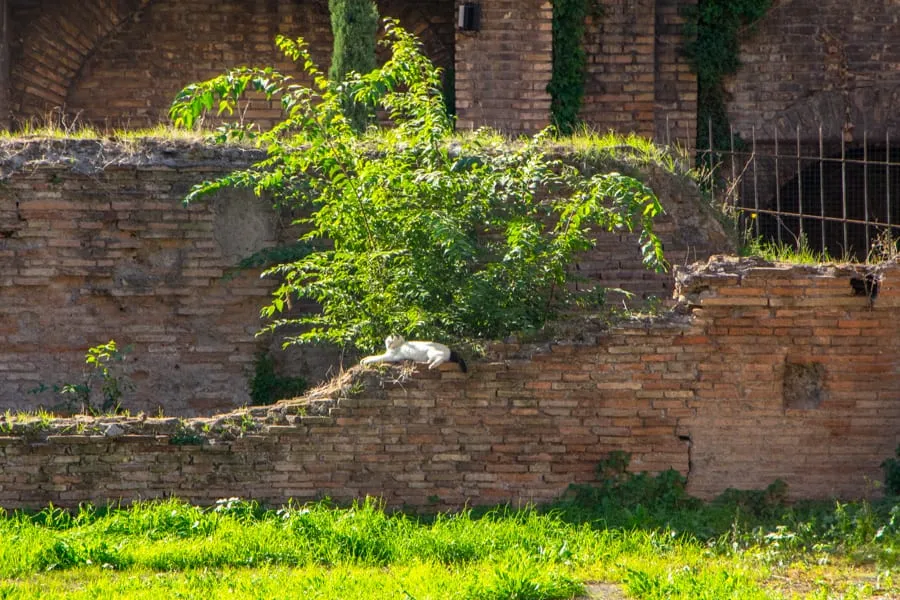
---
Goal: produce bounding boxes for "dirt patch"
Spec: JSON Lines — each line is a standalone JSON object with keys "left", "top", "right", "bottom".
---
{"left": 582, "top": 582, "right": 628, "bottom": 599}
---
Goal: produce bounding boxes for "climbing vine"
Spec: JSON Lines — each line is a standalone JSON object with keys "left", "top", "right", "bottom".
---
{"left": 682, "top": 0, "right": 772, "bottom": 151}
{"left": 548, "top": 0, "right": 602, "bottom": 135}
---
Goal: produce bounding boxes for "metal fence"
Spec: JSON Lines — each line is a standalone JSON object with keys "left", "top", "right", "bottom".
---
{"left": 695, "top": 123, "right": 900, "bottom": 260}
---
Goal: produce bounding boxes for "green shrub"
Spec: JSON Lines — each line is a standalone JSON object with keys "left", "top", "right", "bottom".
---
{"left": 249, "top": 353, "right": 307, "bottom": 405}
{"left": 29, "top": 340, "right": 132, "bottom": 415}
{"left": 170, "top": 21, "right": 665, "bottom": 353}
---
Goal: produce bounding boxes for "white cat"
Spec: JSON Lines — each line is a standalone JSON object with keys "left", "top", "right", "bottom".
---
{"left": 360, "top": 335, "right": 467, "bottom": 372}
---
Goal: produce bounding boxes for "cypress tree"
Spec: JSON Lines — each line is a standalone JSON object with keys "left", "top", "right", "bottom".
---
{"left": 328, "top": 0, "right": 379, "bottom": 131}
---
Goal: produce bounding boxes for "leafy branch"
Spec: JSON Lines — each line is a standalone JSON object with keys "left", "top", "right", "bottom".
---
{"left": 171, "top": 19, "right": 666, "bottom": 352}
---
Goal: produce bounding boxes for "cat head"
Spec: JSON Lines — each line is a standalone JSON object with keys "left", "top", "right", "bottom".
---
{"left": 385, "top": 334, "right": 406, "bottom": 349}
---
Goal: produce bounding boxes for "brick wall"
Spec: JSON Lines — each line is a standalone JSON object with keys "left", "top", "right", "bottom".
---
{"left": 725, "top": 0, "right": 900, "bottom": 147}
{"left": 0, "top": 138, "right": 730, "bottom": 416}
{"left": 8, "top": 0, "right": 698, "bottom": 138}
{"left": 653, "top": 0, "right": 696, "bottom": 145}
{"left": 66, "top": 0, "right": 329, "bottom": 129}
{"left": 0, "top": 139, "right": 281, "bottom": 415}
{"left": 454, "top": 0, "right": 554, "bottom": 134}
{"left": 0, "top": 257, "right": 896, "bottom": 510}
{"left": 10, "top": 0, "right": 453, "bottom": 130}
{"left": 581, "top": 0, "right": 657, "bottom": 138}
{"left": 579, "top": 0, "right": 696, "bottom": 144}
{"left": 10, "top": 0, "right": 152, "bottom": 121}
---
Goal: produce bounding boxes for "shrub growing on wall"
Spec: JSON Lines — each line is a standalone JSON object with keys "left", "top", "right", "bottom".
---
{"left": 170, "top": 20, "right": 665, "bottom": 352}
{"left": 328, "top": 0, "right": 379, "bottom": 131}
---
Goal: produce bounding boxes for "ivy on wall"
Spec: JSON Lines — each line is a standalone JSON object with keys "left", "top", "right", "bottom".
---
{"left": 682, "top": 0, "right": 772, "bottom": 151}
{"left": 548, "top": 0, "right": 603, "bottom": 135}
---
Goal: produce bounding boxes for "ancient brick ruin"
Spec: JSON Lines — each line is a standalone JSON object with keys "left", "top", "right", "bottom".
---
{"left": 1, "top": 1, "right": 899, "bottom": 510}
{"left": 3, "top": 0, "right": 696, "bottom": 138}
{"left": 0, "top": 257, "right": 896, "bottom": 510}
{"left": 0, "top": 138, "right": 731, "bottom": 415}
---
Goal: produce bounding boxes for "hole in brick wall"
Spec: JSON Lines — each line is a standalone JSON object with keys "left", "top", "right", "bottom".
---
{"left": 783, "top": 362, "right": 826, "bottom": 410}
{"left": 850, "top": 274, "right": 879, "bottom": 299}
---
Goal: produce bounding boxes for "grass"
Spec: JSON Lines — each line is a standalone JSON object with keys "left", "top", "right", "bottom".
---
{"left": 742, "top": 235, "right": 833, "bottom": 264}
{"left": 1, "top": 121, "right": 688, "bottom": 175}
{"left": 0, "top": 467, "right": 897, "bottom": 600}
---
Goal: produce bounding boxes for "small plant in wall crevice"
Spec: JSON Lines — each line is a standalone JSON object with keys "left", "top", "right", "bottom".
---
{"left": 29, "top": 340, "right": 133, "bottom": 416}
{"left": 249, "top": 353, "right": 307, "bottom": 405}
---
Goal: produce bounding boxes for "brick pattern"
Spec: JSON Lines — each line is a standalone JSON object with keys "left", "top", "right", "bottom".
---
{"left": 580, "top": 0, "right": 657, "bottom": 138}
{"left": 653, "top": 0, "right": 696, "bottom": 145}
{"left": 573, "top": 163, "right": 732, "bottom": 301}
{"left": 679, "top": 259, "right": 900, "bottom": 499}
{"left": 725, "top": 0, "right": 900, "bottom": 145}
{"left": 10, "top": 0, "right": 152, "bottom": 121}
{"left": 8, "top": 0, "right": 699, "bottom": 139}
{"left": 578, "top": 0, "right": 696, "bottom": 145}
{"left": 0, "top": 139, "right": 730, "bottom": 416}
{"left": 0, "top": 258, "right": 896, "bottom": 510}
{"left": 0, "top": 140, "right": 281, "bottom": 415}
{"left": 454, "top": 0, "right": 554, "bottom": 134}
{"left": 67, "top": 0, "right": 332, "bottom": 130}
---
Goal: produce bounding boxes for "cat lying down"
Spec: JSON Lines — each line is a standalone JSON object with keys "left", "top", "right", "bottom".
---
{"left": 360, "top": 335, "right": 467, "bottom": 373}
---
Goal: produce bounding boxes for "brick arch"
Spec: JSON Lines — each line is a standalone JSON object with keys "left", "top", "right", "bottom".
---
{"left": 10, "top": 0, "right": 153, "bottom": 123}
{"left": 65, "top": 0, "right": 335, "bottom": 128}
{"left": 28, "top": 0, "right": 454, "bottom": 129}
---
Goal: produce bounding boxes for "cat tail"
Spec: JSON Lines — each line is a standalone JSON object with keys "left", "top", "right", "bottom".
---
{"left": 449, "top": 351, "right": 467, "bottom": 373}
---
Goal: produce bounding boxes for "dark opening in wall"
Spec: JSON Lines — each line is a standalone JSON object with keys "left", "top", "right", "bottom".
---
{"left": 783, "top": 362, "right": 826, "bottom": 410}
{"left": 758, "top": 145, "right": 900, "bottom": 260}
{"left": 850, "top": 274, "right": 879, "bottom": 299}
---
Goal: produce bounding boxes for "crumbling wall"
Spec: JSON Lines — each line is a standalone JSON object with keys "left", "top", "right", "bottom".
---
{"left": 0, "top": 258, "right": 896, "bottom": 510}
{"left": 0, "top": 138, "right": 728, "bottom": 415}
{"left": 676, "top": 258, "right": 900, "bottom": 498}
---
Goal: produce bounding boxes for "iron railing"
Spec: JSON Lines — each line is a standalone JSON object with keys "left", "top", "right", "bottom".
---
{"left": 693, "top": 122, "right": 900, "bottom": 260}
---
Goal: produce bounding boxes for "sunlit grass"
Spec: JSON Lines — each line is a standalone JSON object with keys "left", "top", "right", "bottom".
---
{"left": 741, "top": 233, "right": 836, "bottom": 264}
{"left": 0, "top": 120, "right": 212, "bottom": 143}
{"left": 0, "top": 488, "right": 896, "bottom": 599}
{"left": 2, "top": 120, "right": 686, "bottom": 176}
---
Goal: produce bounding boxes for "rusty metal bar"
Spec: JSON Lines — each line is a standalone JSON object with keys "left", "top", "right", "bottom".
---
{"left": 731, "top": 205, "right": 900, "bottom": 229}
{"left": 888, "top": 131, "right": 893, "bottom": 229}
{"left": 864, "top": 130, "right": 870, "bottom": 251}
{"left": 796, "top": 125, "right": 803, "bottom": 243}
{"left": 841, "top": 133, "right": 848, "bottom": 253}
{"left": 774, "top": 127, "right": 782, "bottom": 244}
{"left": 0, "top": 0, "right": 9, "bottom": 130}
{"left": 819, "top": 126, "right": 826, "bottom": 253}
{"left": 753, "top": 127, "right": 760, "bottom": 237}
{"left": 730, "top": 124, "right": 737, "bottom": 209}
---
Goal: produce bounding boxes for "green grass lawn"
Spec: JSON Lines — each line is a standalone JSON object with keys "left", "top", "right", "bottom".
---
{"left": 0, "top": 471, "right": 897, "bottom": 599}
